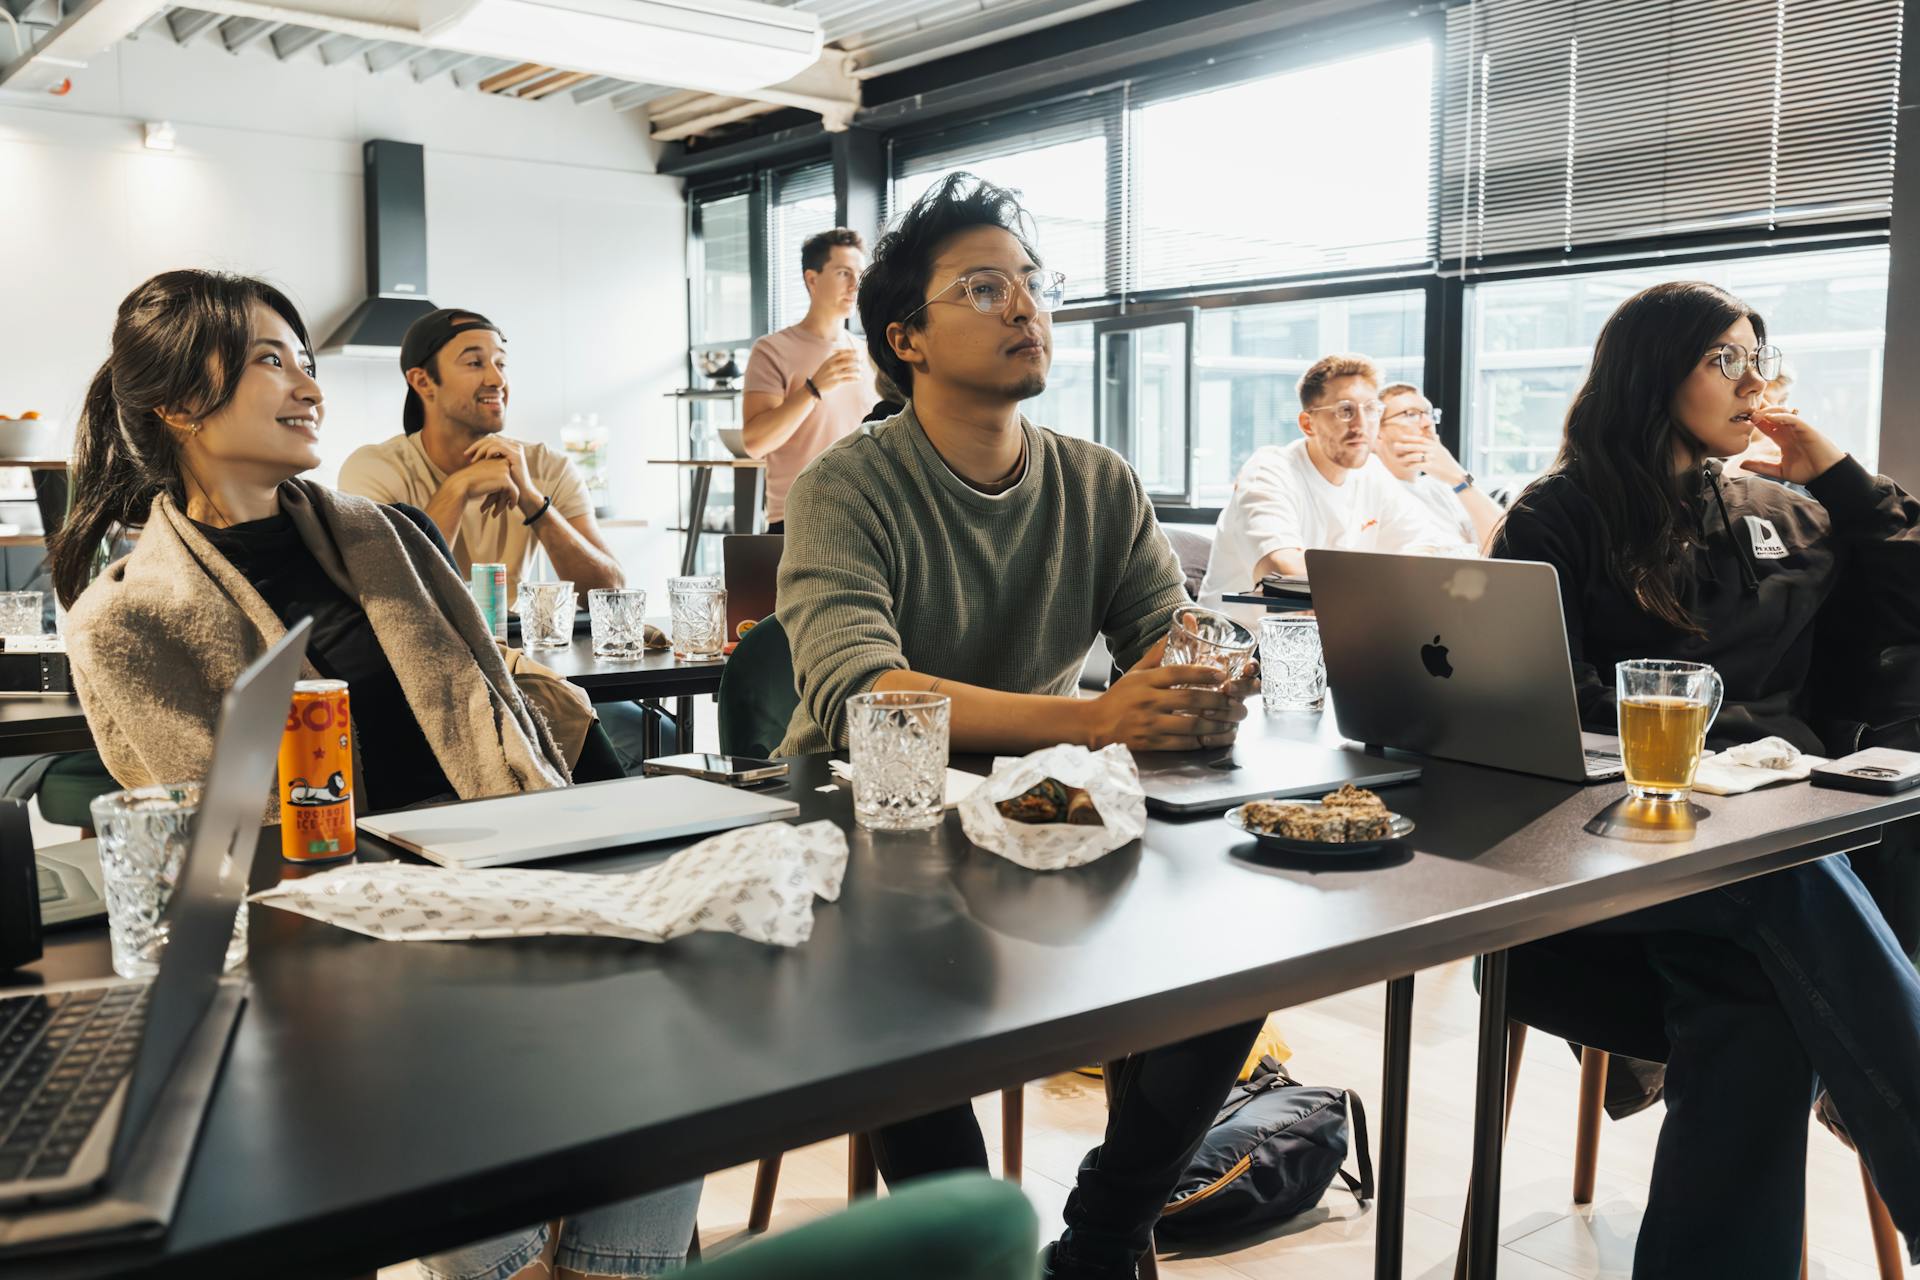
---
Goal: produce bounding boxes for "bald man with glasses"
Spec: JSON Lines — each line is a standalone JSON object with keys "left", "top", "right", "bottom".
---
{"left": 1198, "top": 353, "right": 1475, "bottom": 624}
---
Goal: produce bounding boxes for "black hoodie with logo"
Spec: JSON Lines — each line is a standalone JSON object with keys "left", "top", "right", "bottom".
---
{"left": 1491, "top": 455, "right": 1920, "bottom": 754}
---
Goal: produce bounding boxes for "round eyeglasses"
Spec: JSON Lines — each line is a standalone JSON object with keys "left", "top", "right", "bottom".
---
{"left": 903, "top": 269, "right": 1068, "bottom": 323}
{"left": 1383, "top": 405, "right": 1442, "bottom": 427}
{"left": 1307, "top": 399, "right": 1387, "bottom": 426}
{"left": 1712, "top": 344, "right": 1784, "bottom": 383}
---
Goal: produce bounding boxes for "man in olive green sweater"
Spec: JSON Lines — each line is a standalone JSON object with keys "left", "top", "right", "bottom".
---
{"left": 777, "top": 173, "right": 1263, "bottom": 1280}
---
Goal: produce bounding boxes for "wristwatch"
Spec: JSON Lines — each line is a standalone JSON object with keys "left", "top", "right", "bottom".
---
{"left": 1452, "top": 473, "right": 1475, "bottom": 494}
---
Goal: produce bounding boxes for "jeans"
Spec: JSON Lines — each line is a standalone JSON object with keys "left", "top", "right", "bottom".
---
{"left": 414, "top": 1180, "right": 702, "bottom": 1280}
{"left": 869, "top": 1018, "right": 1262, "bottom": 1277}
{"left": 1563, "top": 856, "right": 1920, "bottom": 1278}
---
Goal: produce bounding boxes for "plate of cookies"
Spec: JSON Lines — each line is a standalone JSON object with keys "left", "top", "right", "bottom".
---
{"left": 1225, "top": 785, "right": 1412, "bottom": 854}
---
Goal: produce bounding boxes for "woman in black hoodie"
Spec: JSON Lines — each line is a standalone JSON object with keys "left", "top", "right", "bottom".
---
{"left": 1493, "top": 280, "right": 1920, "bottom": 1278}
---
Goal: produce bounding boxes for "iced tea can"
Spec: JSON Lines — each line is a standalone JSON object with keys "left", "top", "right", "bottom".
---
{"left": 470, "top": 563, "right": 509, "bottom": 641}
{"left": 279, "top": 679, "right": 356, "bottom": 862}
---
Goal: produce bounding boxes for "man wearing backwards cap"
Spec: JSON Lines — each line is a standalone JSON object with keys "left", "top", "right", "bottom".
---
{"left": 339, "top": 308, "right": 623, "bottom": 600}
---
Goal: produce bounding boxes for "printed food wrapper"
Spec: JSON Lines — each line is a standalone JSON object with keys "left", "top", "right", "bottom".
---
{"left": 250, "top": 820, "right": 848, "bottom": 947}
{"left": 959, "top": 743, "right": 1146, "bottom": 871}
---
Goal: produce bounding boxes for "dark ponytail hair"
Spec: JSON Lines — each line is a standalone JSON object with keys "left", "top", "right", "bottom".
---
{"left": 50, "top": 270, "right": 311, "bottom": 608}
{"left": 1519, "top": 280, "right": 1763, "bottom": 635}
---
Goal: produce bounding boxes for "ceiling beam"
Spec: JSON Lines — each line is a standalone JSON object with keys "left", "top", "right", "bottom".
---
{"left": 570, "top": 75, "right": 623, "bottom": 105}
{"left": 165, "top": 8, "right": 218, "bottom": 43}
{"left": 1, "top": 0, "right": 166, "bottom": 92}
{"left": 361, "top": 38, "right": 412, "bottom": 73}
{"left": 518, "top": 68, "right": 588, "bottom": 100}
{"left": 408, "top": 46, "right": 472, "bottom": 83}
{"left": 608, "top": 84, "right": 655, "bottom": 114}
{"left": 651, "top": 98, "right": 778, "bottom": 142}
{"left": 476, "top": 60, "right": 545, "bottom": 93}
{"left": 267, "top": 22, "right": 322, "bottom": 58}
{"left": 218, "top": 14, "right": 277, "bottom": 52}
{"left": 314, "top": 30, "right": 367, "bottom": 64}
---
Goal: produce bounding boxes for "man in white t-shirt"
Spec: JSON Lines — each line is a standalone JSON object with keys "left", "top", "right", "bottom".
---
{"left": 1372, "top": 381, "right": 1502, "bottom": 549}
{"left": 1198, "top": 354, "right": 1473, "bottom": 623}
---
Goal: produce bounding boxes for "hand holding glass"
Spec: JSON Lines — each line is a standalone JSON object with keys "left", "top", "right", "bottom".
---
{"left": 1164, "top": 607, "right": 1256, "bottom": 686}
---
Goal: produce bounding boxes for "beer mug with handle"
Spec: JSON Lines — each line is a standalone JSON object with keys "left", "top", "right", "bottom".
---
{"left": 1615, "top": 659, "right": 1724, "bottom": 801}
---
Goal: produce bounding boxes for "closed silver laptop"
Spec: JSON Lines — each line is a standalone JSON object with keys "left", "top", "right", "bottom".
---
{"left": 1306, "top": 550, "right": 1623, "bottom": 784}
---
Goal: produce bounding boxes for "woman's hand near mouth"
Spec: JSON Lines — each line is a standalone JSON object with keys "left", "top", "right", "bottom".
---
{"left": 1743, "top": 407, "right": 1847, "bottom": 486}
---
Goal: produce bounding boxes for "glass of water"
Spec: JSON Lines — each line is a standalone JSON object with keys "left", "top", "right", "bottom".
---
{"left": 1260, "top": 614, "right": 1326, "bottom": 712}
{"left": 668, "top": 575, "right": 726, "bottom": 660}
{"left": 516, "top": 581, "right": 576, "bottom": 650}
{"left": 0, "top": 591, "right": 43, "bottom": 636}
{"left": 847, "top": 692, "right": 950, "bottom": 831}
{"left": 90, "top": 784, "right": 248, "bottom": 980}
{"left": 1164, "top": 606, "right": 1256, "bottom": 684}
{"left": 588, "top": 588, "right": 648, "bottom": 658}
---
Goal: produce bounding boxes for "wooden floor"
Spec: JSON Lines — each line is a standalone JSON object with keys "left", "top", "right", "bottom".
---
{"left": 378, "top": 957, "right": 1911, "bottom": 1279}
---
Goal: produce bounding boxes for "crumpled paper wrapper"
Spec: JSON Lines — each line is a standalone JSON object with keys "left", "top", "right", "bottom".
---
{"left": 959, "top": 743, "right": 1147, "bottom": 871}
{"left": 250, "top": 820, "right": 848, "bottom": 946}
{"left": 1693, "top": 735, "right": 1825, "bottom": 796}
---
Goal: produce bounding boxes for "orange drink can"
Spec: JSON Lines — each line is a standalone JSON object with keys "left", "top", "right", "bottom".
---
{"left": 279, "top": 679, "right": 356, "bottom": 862}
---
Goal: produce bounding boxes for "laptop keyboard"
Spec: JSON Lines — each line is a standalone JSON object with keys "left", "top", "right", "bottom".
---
{"left": 0, "top": 985, "right": 149, "bottom": 1184}
{"left": 1584, "top": 748, "right": 1623, "bottom": 776}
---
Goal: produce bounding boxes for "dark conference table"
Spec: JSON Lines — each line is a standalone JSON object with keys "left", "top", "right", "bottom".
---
{"left": 10, "top": 715, "right": 1917, "bottom": 1280}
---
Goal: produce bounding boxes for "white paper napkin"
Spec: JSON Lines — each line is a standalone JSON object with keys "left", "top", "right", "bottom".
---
{"left": 958, "top": 743, "right": 1147, "bottom": 871}
{"left": 828, "top": 759, "right": 984, "bottom": 809}
{"left": 1691, "top": 736, "right": 1826, "bottom": 796}
{"left": 249, "top": 820, "right": 848, "bottom": 946}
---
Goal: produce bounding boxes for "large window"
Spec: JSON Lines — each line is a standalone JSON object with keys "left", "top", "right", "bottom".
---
{"left": 893, "top": 126, "right": 1112, "bottom": 303}
{"left": 1131, "top": 42, "right": 1433, "bottom": 294}
{"left": 1025, "top": 321, "right": 1094, "bottom": 441}
{"left": 694, "top": 191, "right": 754, "bottom": 346}
{"left": 1465, "top": 247, "right": 1890, "bottom": 489}
{"left": 770, "top": 163, "right": 838, "bottom": 331}
{"left": 1194, "top": 292, "right": 1426, "bottom": 504}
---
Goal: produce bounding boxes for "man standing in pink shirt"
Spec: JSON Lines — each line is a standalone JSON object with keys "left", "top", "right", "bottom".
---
{"left": 742, "top": 228, "right": 877, "bottom": 533}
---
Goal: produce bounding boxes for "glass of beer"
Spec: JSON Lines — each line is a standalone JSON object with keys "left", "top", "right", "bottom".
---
{"left": 1616, "top": 659, "right": 1724, "bottom": 801}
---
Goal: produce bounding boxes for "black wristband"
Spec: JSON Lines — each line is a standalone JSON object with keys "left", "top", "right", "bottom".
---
{"left": 805, "top": 377, "right": 822, "bottom": 400}
{"left": 522, "top": 494, "right": 553, "bottom": 527}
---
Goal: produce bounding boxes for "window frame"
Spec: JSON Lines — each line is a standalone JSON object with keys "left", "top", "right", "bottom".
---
{"left": 1093, "top": 309, "right": 1198, "bottom": 503}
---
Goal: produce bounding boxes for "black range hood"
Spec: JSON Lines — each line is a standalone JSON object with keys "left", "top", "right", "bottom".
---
{"left": 319, "top": 139, "right": 438, "bottom": 359}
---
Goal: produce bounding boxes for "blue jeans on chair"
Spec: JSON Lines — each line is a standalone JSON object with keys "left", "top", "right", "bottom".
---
{"left": 1567, "top": 855, "right": 1920, "bottom": 1278}
{"left": 414, "top": 1180, "right": 702, "bottom": 1280}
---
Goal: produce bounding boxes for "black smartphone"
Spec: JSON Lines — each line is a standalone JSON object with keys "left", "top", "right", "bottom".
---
{"left": 642, "top": 753, "right": 790, "bottom": 785}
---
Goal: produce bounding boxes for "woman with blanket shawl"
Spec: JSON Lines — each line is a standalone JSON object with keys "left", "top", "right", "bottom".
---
{"left": 51, "top": 269, "right": 697, "bottom": 1280}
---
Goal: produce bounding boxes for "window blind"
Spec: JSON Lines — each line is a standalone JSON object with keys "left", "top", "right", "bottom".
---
{"left": 1441, "top": 0, "right": 1902, "bottom": 263}
{"left": 769, "top": 161, "right": 840, "bottom": 331}
{"left": 889, "top": 90, "right": 1123, "bottom": 304}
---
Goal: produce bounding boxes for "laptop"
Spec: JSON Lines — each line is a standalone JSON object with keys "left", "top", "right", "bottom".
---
{"left": 1305, "top": 550, "right": 1624, "bottom": 783}
{"left": 356, "top": 774, "right": 801, "bottom": 869}
{"left": 1137, "top": 731, "right": 1422, "bottom": 816}
{"left": 0, "top": 617, "right": 310, "bottom": 1247}
{"left": 723, "top": 534, "right": 783, "bottom": 645}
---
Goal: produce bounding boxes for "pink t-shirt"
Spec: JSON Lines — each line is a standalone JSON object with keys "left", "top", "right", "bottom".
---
{"left": 744, "top": 325, "right": 875, "bottom": 524}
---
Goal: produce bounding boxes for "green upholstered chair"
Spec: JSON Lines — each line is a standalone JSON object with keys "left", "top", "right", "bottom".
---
{"left": 684, "top": 1172, "right": 1038, "bottom": 1280}
{"left": 717, "top": 616, "right": 798, "bottom": 760}
{"left": 3, "top": 751, "right": 117, "bottom": 835}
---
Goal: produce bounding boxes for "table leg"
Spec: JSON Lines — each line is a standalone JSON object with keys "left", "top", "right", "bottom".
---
{"left": 681, "top": 467, "right": 713, "bottom": 576}
{"left": 734, "top": 467, "right": 762, "bottom": 536}
{"left": 1465, "top": 951, "right": 1510, "bottom": 1280}
{"left": 642, "top": 701, "right": 662, "bottom": 761}
{"left": 678, "top": 696, "right": 695, "bottom": 752}
{"left": 1375, "top": 974, "right": 1415, "bottom": 1280}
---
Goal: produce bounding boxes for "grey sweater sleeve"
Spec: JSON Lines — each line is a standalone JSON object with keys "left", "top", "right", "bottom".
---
{"left": 777, "top": 462, "right": 911, "bottom": 750}
{"left": 1102, "top": 461, "right": 1190, "bottom": 672}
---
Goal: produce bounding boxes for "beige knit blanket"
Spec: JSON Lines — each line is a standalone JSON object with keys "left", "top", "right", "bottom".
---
{"left": 65, "top": 480, "right": 572, "bottom": 814}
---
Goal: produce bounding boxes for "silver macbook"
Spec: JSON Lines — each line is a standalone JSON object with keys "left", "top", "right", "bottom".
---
{"left": 356, "top": 774, "right": 801, "bottom": 869}
{"left": 1306, "top": 550, "right": 1623, "bottom": 783}
{"left": 0, "top": 617, "right": 310, "bottom": 1247}
{"left": 1137, "top": 730, "right": 1421, "bottom": 816}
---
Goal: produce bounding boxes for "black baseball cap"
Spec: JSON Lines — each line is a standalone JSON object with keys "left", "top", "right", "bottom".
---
{"left": 400, "top": 308, "right": 505, "bottom": 434}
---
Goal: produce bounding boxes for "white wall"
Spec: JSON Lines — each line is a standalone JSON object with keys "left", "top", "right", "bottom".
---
{"left": 0, "top": 30, "right": 688, "bottom": 597}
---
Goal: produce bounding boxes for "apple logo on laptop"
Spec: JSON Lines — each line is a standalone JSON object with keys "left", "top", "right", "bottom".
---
{"left": 1420, "top": 635, "right": 1453, "bottom": 678}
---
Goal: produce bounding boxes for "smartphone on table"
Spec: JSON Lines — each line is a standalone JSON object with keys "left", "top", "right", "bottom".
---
{"left": 642, "top": 753, "right": 790, "bottom": 785}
